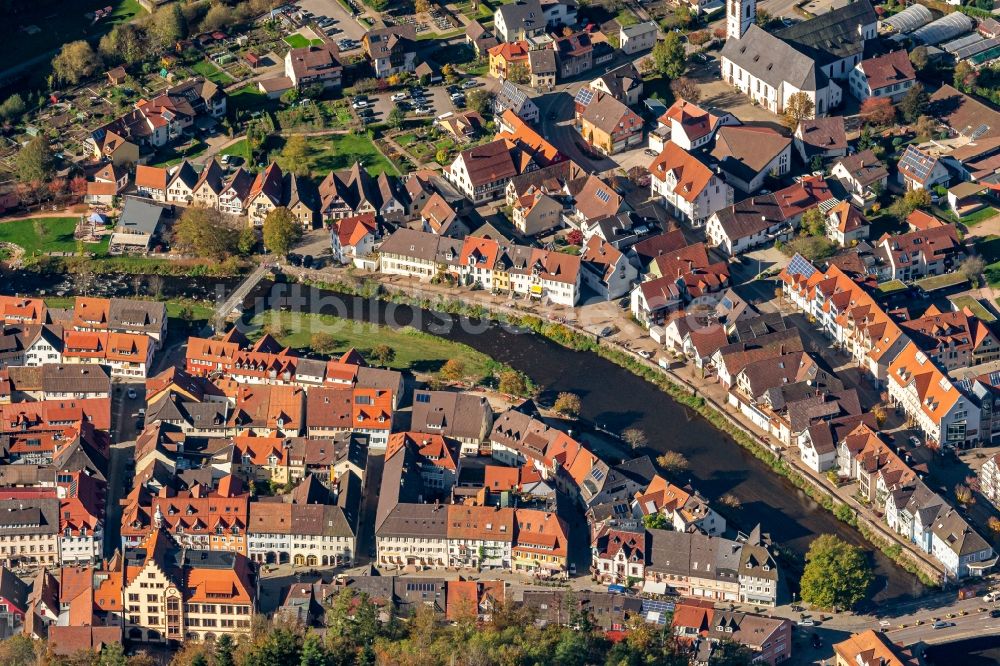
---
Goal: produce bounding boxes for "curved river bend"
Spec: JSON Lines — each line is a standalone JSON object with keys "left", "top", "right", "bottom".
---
{"left": 2, "top": 272, "right": 925, "bottom": 603}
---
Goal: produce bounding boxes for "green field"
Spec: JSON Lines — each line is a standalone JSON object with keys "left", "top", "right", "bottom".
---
{"left": 915, "top": 272, "right": 968, "bottom": 292}
{"left": 151, "top": 139, "right": 209, "bottom": 167}
{"left": 283, "top": 34, "right": 325, "bottom": 49}
{"left": 220, "top": 138, "right": 252, "bottom": 163}
{"left": 978, "top": 236, "right": 1000, "bottom": 286}
{"left": 189, "top": 59, "right": 235, "bottom": 85}
{"left": 269, "top": 133, "right": 399, "bottom": 177}
{"left": 960, "top": 206, "right": 999, "bottom": 227}
{"left": 0, "top": 217, "right": 84, "bottom": 255}
{"left": 254, "top": 311, "right": 493, "bottom": 379}
{"left": 230, "top": 84, "right": 274, "bottom": 115}
{"left": 876, "top": 279, "right": 908, "bottom": 295}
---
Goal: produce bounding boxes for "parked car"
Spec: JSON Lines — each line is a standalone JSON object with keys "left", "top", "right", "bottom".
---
{"left": 643, "top": 148, "right": 657, "bottom": 157}
{"left": 352, "top": 99, "right": 369, "bottom": 109}
{"left": 932, "top": 620, "right": 950, "bottom": 629}
{"left": 991, "top": 610, "right": 1000, "bottom": 618}
{"left": 797, "top": 619, "right": 815, "bottom": 627}
{"left": 909, "top": 435, "right": 922, "bottom": 447}
{"left": 127, "top": 388, "right": 137, "bottom": 399}
{"left": 461, "top": 80, "right": 478, "bottom": 89}
{"left": 984, "top": 592, "right": 997, "bottom": 603}
{"left": 391, "top": 92, "right": 407, "bottom": 101}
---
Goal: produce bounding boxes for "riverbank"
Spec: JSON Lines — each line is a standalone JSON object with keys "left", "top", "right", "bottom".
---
{"left": 289, "top": 270, "right": 941, "bottom": 591}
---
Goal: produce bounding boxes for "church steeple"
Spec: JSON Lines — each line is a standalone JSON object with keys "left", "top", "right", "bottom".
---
{"left": 727, "top": 0, "right": 756, "bottom": 39}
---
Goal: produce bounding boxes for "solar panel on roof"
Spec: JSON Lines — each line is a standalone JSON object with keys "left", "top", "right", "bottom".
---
{"left": 900, "top": 147, "right": 934, "bottom": 181}
{"left": 596, "top": 189, "right": 611, "bottom": 203}
{"left": 576, "top": 87, "right": 594, "bottom": 106}
{"left": 787, "top": 253, "right": 818, "bottom": 279}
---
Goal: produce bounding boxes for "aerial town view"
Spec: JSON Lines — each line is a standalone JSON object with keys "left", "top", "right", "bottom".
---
{"left": 6, "top": 0, "right": 1000, "bottom": 663}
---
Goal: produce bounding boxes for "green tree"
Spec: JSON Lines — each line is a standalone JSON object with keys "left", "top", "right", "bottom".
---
{"left": 782, "top": 92, "right": 815, "bottom": 130}
{"left": 800, "top": 534, "right": 873, "bottom": 610}
{"left": 370, "top": 344, "right": 396, "bottom": 366}
{"left": 652, "top": 32, "right": 686, "bottom": 79}
{"left": 99, "top": 642, "right": 127, "bottom": 666}
{"left": 801, "top": 207, "right": 826, "bottom": 237}
{"left": 280, "top": 135, "right": 311, "bottom": 176}
{"left": 553, "top": 392, "right": 581, "bottom": 417}
{"left": 708, "top": 640, "right": 757, "bottom": 665}
{"left": 262, "top": 207, "right": 302, "bottom": 257}
{"left": 0, "top": 635, "right": 38, "bottom": 666}
{"left": 174, "top": 206, "right": 240, "bottom": 260}
{"left": 15, "top": 135, "right": 53, "bottom": 183}
{"left": 242, "top": 626, "right": 302, "bottom": 666}
{"left": 238, "top": 226, "right": 258, "bottom": 256}
{"left": 643, "top": 512, "right": 670, "bottom": 530}
{"left": 909, "top": 46, "right": 929, "bottom": 72}
{"left": 508, "top": 62, "right": 530, "bottom": 85}
{"left": 300, "top": 632, "right": 330, "bottom": 666}
{"left": 900, "top": 83, "right": 929, "bottom": 123}
{"left": 467, "top": 89, "right": 493, "bottom": 116}
{"left": 0, "top": 94, "right": 27, "bottom": 122}
{"left": 387, "top": 107, "right": 406, "bottom": 129}
{"left": 51, "top": 40, "right": 101, "bottom": 85}
{"left": 954, "top": 60, "right": 977, "bottom": 92}
{"left": 435, "top": 147, "right": 450, "bottom": 164}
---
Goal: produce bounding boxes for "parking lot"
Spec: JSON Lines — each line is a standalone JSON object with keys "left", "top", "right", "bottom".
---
{"left": 294, "top": 0, "right": 368, "bottom": 44}
{"left": 363, "top": 80, "right": 483, "bottom": 125}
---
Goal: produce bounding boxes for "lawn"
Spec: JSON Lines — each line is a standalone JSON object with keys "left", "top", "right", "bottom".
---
{"left": 950, "top": 295, "right": 997, "bottom": 323}
{"left": 915, "top": 272, "right": 968, "bottom": 293}
{"left": 230, "top": 84, "right": 275, "bottom": 115}
{"left": 268, "top": 133, "right": 399, "bottom": 177}
{"left": 0, "top": 217, "right": 83, "bottom": 256}
{"left": 151, "top": 139, "right": 209, "bottom": 167}
{"left": 960, "top": 206, "right": 999, "bottom": 227}
{"left": 253, "top": 311, "right": 493, "bottom": 379}
{"left": 283, "top": 34, "right": 324, "bottom": 49}
{"left": 977, "top": 235, "right": 1000, "bottom": 286}
{"left": 876, "top": 279, "right": 908, "bottom": 295}
{"left": 189, "top": 59, "right": 235, "bottom": 85}
{"left": 221, "top": 139, "right": 252, "bottom": 164}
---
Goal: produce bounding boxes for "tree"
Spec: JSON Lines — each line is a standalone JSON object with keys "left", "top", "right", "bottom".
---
{"left": 388, "top": 107, "right": 406, "bottom": 129}
{"left": 51, "top": 41, "right": 100, "bottom": 85}
{"left": 909, "top": 46, "right": 929, "bottom": 72}
{"left": 99, "top": 643, "right": 127, "bottom": 666}
{"left": 860, "top": 97, "right": 895, "bottom": 127}
{"left": 800, "top": 534, "right": 873, "bottom": 610}
{"left": 370, "top": 344, "right": 396, "bottom": 366}
{"left": 280, "top": 135, "right": 311, "bottom": 176}
{"left": 642, "top": 512, "right": 670, "bottom": 530}
{"left": 954, "top": 60, "right": 977, "bottom": 92}
{"left": 890, "top": 188, "right": 931, "bottom": 219}
{"left": 959, "top": 255, "right": 986, "bottom": 286}
{"left": 955, "top": 483, "right": 975, "bottom": 505}
{"left": 415, "top": 0, "right": 432, "bottom": 11}
{"left": 15, "top": 135, "right": 53, "bottom": 184}
{"left": 151, "top": 4, "right": 187, "bottom": 48}
{"left": 238, "top": 226, "right": 258, "bottom": 256}
{"left": 0, "top": 94, "right": 26, "bottom": 122}
{"left": 99, "top": 23, "right": 149, "bottom": 66}
{"left": 657, "top": 451, "right": 689, "bottom": 473}
{"left": 713, "top": 26, "right": 728, "bottom": 40}
{"left": 311, "top": 332, "right": 339, "bottom": 355}
{"left": 913, "top": 115, "right": 938, "bottom": 142}
{"left": 553, "top": 392, "right": 581, "bottom": 417}
{"left": 467, "top": 89, "right": 493, "bottom": 116}
{"left": 508, "top": 62, "right": 530, "bottom": 85}
{"left": 200, "top": 3, "right": 234, "bottom": 33}
{"left": 900, "top": 83, "right": 929, "bottom": 123}
{"left": 0, "top": 636, "right": 38, "bottom": 666}
{"left": 786, "top": 235, "right": 836, "bottom": 262}
{"left": 622, "top": 427, "right": 647, "bottom": 449}
{"left": 669, "top": 77, "right": 700, "bottom": 103}
{"left": 989, "top": 516, "right": 1000, "bottom": 534}
{"left": 438, "top": 358, "right": 466, "bottom": 382}
{"left": 300, "top": 632, "right": 331, "bottom": 666}
{"left": 687, "top": 30, "right": 710, "bottom": 47}
{"left": 498, "top": 369, "right": 529, "bottom": 396}
{"left": 174, "top": 207, "right": 239, "bottom": 260}
{"left": 800, "top": 207, "right": 826, "bottom": 237}
{"left": 435, "top": 147, "right": 449, "bottom": 164}
{"left": 652, "top": 33, "right": 686, "bottom": 79}
{"left": 756, "top": 8, "right": 774, "bottom": 28}
{"left": 262, "top": 207, "right": 302, "bottom": 257}
{"left": 782, "top": 92, "right": 815, "bottom": 130}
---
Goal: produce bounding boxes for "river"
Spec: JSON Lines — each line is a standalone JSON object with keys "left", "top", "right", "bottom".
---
{"left": 1, "top": 270, "right": 925, "bottom": 603}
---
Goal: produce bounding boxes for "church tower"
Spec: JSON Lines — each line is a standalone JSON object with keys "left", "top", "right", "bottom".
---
{"left": 727, "top": 0, "right": 756, "bottom": 40}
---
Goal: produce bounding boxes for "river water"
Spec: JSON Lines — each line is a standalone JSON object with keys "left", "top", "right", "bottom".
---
{"left": 1, "top": 271, "right": 926, "bottom": 603}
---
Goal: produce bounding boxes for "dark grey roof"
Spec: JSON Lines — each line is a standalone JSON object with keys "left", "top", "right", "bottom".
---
{"left": 528, "top": 49, "right": 557, "bottom": 74}
{"left": 109, "top": 298, "right": 165, "bottom": 333}
{"left": 375, "top": 503, "right": 448, "bottom": 538}
{"left": 0, "top": 500, "right": 59, "bottom": 535}
{"left": 720, "top": 25, "right": 823, "bottom": 92}
{"left": 116, "top": 197, "right": 167, "bottom": 236}
{"left": 775, "top": 0, "right": 876, "bottom": 65}
{"left": 411, "top": 390, "right": 492, "bottom": 442}
{"left": 496, "top": 0, "right": 545, "bottom": 33}
{"left": 592, "top": 62, "right": 643, "bottom": 101}
{"left": 41, "top": 364, "right": 110, "bottom": 395}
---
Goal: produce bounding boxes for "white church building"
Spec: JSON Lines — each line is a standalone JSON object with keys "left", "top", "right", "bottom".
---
{"left": 720, "top": 0, "right": 877, "bottom": 117}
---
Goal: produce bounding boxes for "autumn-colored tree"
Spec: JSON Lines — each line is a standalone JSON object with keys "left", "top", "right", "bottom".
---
{"left": 310, "top": 332, "right": 339, "bottom": 355}
{"left": 860, "top": 97, "right": 895, "bottom": 127}
{"left": 782, "top": 92, "right": 815, "bottom": 130}
{"left": 69, "top": 175, "right": 88, "bottom": 199}
{"left": 954, "top": 60, "right": 977, "bottom": 92}
{"left": 174, "top": 207, "right": 240, "bottom": 261}
{"left": 989, "top": 517, "right": 1000, "bottom": 534}
{"left": 498, "top": 370, "right": 530, "bottom": 396}
{"left": 622, "top": 428, "right": 647, "bottom": 449}
{"left": 657, "top": 450, "right": 688, "bottom": 473}
{"left": 553, "top": 392, "right": 581, "bottom": 417}
{"left": 670, "top": 77, "right": 700, "bottom": 103}
{"left": 51, "top": 40, "right": 101, "bottom": 85}
{"left": 370, "top": 344, "right": 396, "bottom": 367}
{"left": 438, "top": 358, "right": 466, "bottom": 382}
{"left": 955, "top": 483, "right": 974, "bottom": 505}
{"left": 414, "top": 0, "right": 432, "bottom": 12}
{"left": 687, "top": 30, "right": 710, "bottom": 47}
{"left": 713, "top": 27, "right": 727, "bottom": 40}
{"left": 913, "top": 115, "right": 938, "bottom": 141}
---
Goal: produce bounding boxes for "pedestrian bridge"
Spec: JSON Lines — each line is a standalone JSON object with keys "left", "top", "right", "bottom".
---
{"left": 212, "top": 263, "right": 274, "bottom": 332}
